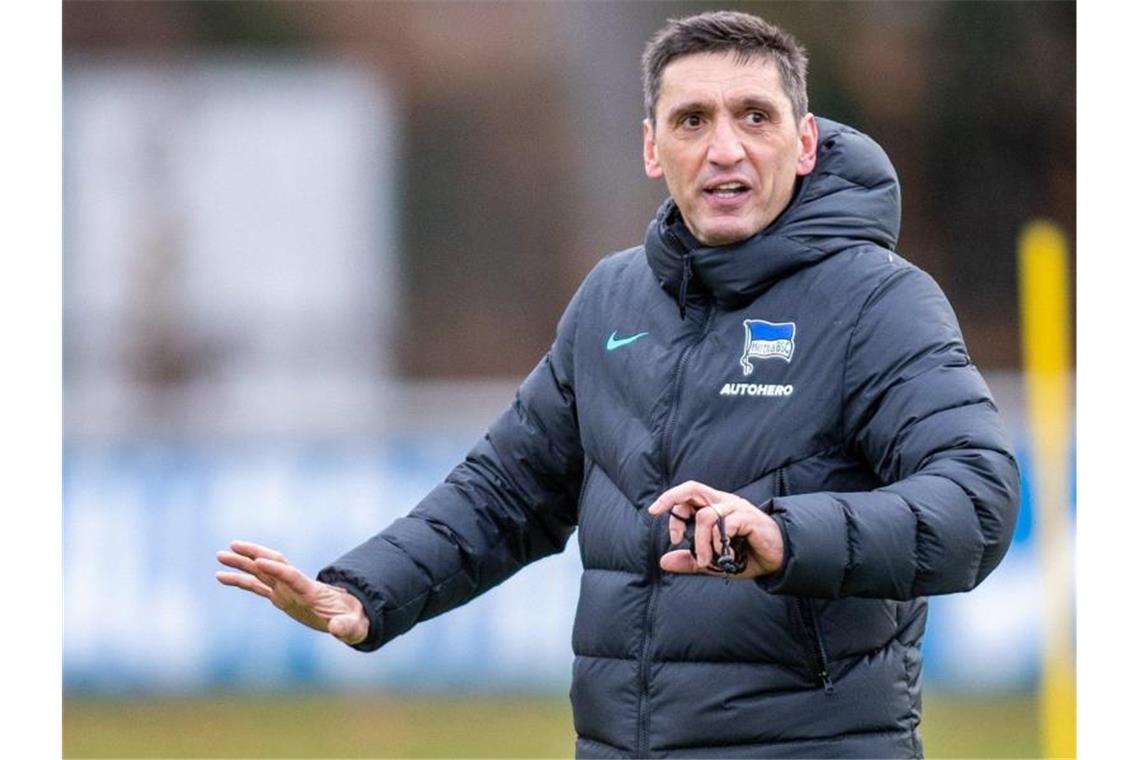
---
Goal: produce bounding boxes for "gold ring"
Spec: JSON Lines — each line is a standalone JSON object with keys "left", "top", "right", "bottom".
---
{"left": 710, "top": 504, "right": 723, "bottom": 518}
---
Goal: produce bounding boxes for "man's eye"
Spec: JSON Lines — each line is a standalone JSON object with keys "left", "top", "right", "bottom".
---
{"left": 746, "top": 111, "right": 768, "bottom": 125}
{"left": 681, "top": 114, "right": 703, "bottom": 129}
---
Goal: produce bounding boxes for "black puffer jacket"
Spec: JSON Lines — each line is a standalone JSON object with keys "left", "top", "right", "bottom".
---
{"left": 319, "top": 118, "right": 1019, "bottom": 758}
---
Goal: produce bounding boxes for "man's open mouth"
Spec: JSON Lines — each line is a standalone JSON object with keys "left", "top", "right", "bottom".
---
{"left": 704, "top": 181, "right": 751, "bottom": 198}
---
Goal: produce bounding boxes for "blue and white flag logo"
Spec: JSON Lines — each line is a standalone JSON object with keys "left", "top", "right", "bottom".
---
{"left": 740, "top": 319, "right": 795, "bottom": 375}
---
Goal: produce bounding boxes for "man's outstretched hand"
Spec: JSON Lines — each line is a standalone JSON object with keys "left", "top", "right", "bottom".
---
{"left": 215, "top": 540, "right": 369, "bottom": 645}
{"left": 647, "top": 480, "right": 785, "bottom": 579}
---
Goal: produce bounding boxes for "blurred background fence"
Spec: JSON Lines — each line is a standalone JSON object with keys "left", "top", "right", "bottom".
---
{"left": 62, "top": 0, "right": 1074, "bottom": 754}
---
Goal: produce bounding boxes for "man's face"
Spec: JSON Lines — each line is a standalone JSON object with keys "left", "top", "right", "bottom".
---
{"left": 643, "top": 52, "right": 818, "bottom": 247}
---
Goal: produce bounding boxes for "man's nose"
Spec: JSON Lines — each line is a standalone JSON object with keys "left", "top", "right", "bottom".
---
{"left": 706, "top": 119, "right": 746, "bottom": 166}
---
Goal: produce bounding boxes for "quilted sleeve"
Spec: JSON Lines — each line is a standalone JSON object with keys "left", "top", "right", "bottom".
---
{"left": 316, "top": 279, "right": 588, "bottom": 650}
{"left": 760, "top": 265, "right": 1020, "bottom": 599}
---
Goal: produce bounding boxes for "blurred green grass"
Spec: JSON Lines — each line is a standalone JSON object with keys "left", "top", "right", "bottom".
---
{"left": 64, "top": 691, "right": 1039, "bottom": 758}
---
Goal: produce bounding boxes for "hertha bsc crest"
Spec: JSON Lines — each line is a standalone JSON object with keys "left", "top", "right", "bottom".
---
{"left": 740, "top": 320, "right": 795, "bottom": 375}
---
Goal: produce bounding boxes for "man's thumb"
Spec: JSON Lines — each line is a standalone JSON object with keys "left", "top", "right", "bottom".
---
{"left": 328, "top": 614, "right": 365, "bottom": 644}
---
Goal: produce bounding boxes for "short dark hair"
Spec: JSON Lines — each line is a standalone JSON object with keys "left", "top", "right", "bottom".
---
{"left": 641, "top": 10, "right": 809, "bottom": 125}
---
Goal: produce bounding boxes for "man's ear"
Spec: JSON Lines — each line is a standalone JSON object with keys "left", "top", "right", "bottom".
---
{"left": 643, "top": 118, "right": 664, "bottom": 179}
{"left": 796, "top": 113, "right": 819, "bottom": 176}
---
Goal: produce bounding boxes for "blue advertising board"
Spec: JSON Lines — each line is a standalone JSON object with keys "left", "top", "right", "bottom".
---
{"left": 63, "top": 434, "right": 1063, "bottom": 694}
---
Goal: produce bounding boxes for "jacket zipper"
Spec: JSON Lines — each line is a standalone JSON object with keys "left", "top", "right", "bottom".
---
{"left": 796, "top": 598, "right": 836, "bottom": 695}
{"left": 660, "top": 302, "right": 717, "bottom": 468}
{"left": 635, "top": 501, "right": 665, "bottom": 757}
{"left": 777, "top": 468, "right": 835, "bottom": 695}
{"left": 635, "top": 300, "right": 718, "bottom": 757}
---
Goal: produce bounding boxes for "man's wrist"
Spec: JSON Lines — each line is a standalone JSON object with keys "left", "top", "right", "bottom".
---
{"left": 753, "top": 510, "right": 789, "bottom": 580}
{"left": 755, "top": 515, "right": 786, "bottom": 575}
{"left": 319, "top": 575, "right": 382, "bottom": 651}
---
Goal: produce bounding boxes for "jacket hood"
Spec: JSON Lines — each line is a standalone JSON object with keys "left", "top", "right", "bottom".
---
{"left": 645, "top": 117, "right": 901, "bottom": 311}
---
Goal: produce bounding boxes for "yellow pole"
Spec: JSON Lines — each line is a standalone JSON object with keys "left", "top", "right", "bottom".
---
{"left": 1018, "top": 220, "right": 1075, "bottom": 759}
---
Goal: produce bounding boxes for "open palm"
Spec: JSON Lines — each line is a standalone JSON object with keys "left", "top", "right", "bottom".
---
{"left": 216, "top": 540, "right": 369, "bottom": 645}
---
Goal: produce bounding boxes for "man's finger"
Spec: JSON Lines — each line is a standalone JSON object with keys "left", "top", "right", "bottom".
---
{"left": 659, "top": 550, "right": 730, "bottom": 578}
{"left": 693, "top": 501, "right": 741, "bottom": 567}
{"left": 665, "top": 505, "right": 696, "bottom": 544}
{"left": 230, "top": 540, "right": 289, "bottom": 564}
{"left": 659, "top": 549, "right": 700, "bottom": 574}
{"left": 216, "top": 571, "right": 273, "bottom": 599}
{"left": 647, "top": 480, "right": 728, "bottom": 516}
{"left": 254, "top": 557, "right": 313, "bottom": 597}
{"left": 692, "top": 505, "right": 720, "bottom": 568}
{"left": 217, "top": 551, "right": 278, "bottom": 588}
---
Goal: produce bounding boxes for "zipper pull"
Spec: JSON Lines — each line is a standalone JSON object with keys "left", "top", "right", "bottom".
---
{"left": 820, "top": 668, "right": 835, "bottom": 695}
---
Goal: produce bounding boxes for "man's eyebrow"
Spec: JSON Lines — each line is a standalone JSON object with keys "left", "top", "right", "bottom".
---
{"left": 664, "top": 99, "right": 713, "bottom": 121}
{"left": 734, "top": 95, "right": 781, "bottom": 113}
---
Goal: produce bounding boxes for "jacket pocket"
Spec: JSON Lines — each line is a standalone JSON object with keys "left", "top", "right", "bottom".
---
{"left": 792, "top": 597, "right": 836, "bottom": 694}
{"left": 780, "top": 466, "right": 836, "bottom": 693}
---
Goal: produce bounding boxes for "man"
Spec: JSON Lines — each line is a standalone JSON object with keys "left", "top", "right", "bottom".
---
{"left": 217, "top": 11, "right": 1018, "bottom": 758}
